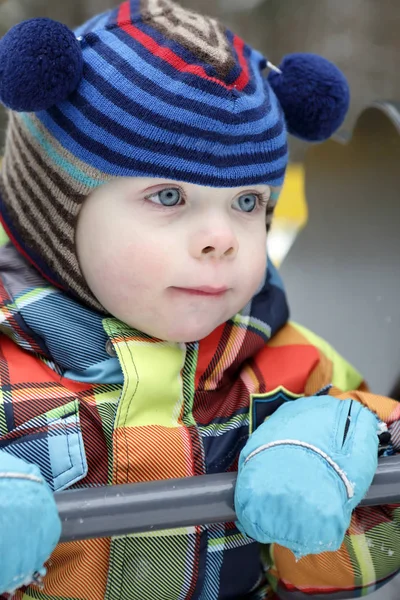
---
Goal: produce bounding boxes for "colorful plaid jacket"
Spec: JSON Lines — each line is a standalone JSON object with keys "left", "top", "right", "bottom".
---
{"left": 0, "top": 241, "right": 399, "bottom": 600}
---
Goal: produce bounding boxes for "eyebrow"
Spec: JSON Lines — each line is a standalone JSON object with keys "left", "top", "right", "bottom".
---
{"left": 138, "top": 182, "right": 180, "bottom": 196}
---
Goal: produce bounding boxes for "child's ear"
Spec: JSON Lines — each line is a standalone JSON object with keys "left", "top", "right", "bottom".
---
{"left": 0, "top": 18, "right": 83, "bottom": 112}
{"left": 267, "top": 53, "right": 350, "bottom": 142}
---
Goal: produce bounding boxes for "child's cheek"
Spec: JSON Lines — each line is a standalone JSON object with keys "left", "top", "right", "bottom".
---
{"left": 100, "top": 239, "right": 170, "bottom": 292}
{"left": 249, "top": 248, "right": 267, "bottom": 291}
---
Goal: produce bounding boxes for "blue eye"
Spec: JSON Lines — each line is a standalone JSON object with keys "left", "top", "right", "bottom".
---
{"left": 148, "top": 188, "right": 182, "bottom": 206}
{"left": 235, "top": 193, "right": 258, "bottom": 213}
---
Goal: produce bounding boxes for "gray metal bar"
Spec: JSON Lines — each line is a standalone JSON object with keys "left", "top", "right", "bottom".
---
{"left": 55, "top": 455, "right": 400, "bottom": 542}
{"left": 362, "top": 455, "right": 400, "bottom": 505}
{"left": 56, "top": 472, "right": 237, "bottom": 542}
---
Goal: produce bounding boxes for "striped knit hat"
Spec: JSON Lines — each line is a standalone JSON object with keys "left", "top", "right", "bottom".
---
{"left": 0, "top": 0, "right": 349, "bottom": 312}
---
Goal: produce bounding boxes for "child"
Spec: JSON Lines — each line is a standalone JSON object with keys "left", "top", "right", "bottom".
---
{"left": 0, "top": 1, "right": 399, "bottom": 598}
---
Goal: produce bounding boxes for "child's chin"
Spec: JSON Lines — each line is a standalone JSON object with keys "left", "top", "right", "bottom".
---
{"left": 165, "top": 321, "right": 220, "bottom": 344}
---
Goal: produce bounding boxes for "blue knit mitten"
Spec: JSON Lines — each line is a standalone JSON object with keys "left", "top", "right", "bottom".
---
{"left": 235, "top": 395, "right": 379, "bottom": 557}
{"left": 0, "top": 451, "right": 61, "bottom": 594}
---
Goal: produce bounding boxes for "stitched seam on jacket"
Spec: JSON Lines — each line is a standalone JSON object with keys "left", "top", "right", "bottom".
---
{"left": 244, "top": 439, "right": 354, "bottom": 499}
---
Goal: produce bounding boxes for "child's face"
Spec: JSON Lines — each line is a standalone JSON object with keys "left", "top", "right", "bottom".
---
{"left": 76, "top": 177, "right": 274, "bottom": 342}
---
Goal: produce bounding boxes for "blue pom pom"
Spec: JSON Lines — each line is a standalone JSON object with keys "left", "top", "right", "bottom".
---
{"left": 0, "top": 18, "right": 83, "bottom": 112}
{"left": 268, "top": 53, "right": 350, "bottom": 142}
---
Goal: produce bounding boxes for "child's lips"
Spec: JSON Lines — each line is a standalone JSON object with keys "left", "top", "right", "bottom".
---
{"left": 171, "top": 286, "right": 229, "bottom": 297}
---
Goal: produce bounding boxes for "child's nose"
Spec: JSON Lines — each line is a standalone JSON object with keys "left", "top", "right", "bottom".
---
{"left": 190, "top": 228, "right": 239, "bottom": 260}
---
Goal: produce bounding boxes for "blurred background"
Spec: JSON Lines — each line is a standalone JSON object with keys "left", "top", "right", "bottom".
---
{"left": 1, "top": 0, "right": 399, "bottom": 158}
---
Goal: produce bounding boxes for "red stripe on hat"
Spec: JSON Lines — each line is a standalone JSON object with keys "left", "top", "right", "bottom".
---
{"left": 232, "top": 35, "right": 250, "bottom": 91}
{"left": 117, "top": 1, "right": 249, "bottom": 92}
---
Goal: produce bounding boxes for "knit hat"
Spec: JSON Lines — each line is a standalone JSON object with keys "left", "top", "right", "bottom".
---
{"left": 0, "top": 0, "right": 349, "bottom": 312}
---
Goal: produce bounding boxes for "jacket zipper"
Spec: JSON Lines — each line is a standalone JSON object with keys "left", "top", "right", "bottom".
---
{"left": 342, "top": 400, "right": 353, "bottom": 447}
